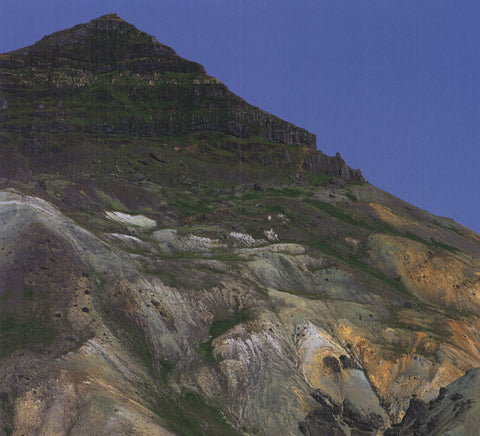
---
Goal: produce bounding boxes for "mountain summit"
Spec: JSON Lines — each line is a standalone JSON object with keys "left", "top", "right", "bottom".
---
{"left": 0, "top": 14, "right": 321, "bottom": 149}
{"left": 4, "top": 13, "right": 205, "bottom": 74}
{"left": 1, "top": 15, "right": 480, "bottom": 436}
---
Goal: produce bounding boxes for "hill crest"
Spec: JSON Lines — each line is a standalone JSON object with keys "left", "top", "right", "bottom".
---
{"left": 0, "top": 14, "right": 321, "bottom": 149}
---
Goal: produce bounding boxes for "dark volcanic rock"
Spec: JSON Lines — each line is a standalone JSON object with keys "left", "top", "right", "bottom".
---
{"left": 385, "top": 368, "right": 480, "bottom": 435}
{"left": 0, "top": 13, "right": 317, "bottom": 148}
{"left": 303, "top": 390, "right": 386, "bottom": 435}
{"left": 302, "top": 151, "right": 365, "bottom": 183}
{"left": 301, "top": 392, "right": 345, "bottom": 435}
{"left": 0, "top": 14, "right": 205, "bottom": 75}
{"left": 323, "top": 355, "right": 341, "bottom": 373}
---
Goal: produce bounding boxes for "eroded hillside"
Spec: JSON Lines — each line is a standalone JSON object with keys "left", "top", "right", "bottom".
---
{"left": 1, "top": 174, "right": 479, "bottom": 435}
{"left": 1, "top": 14, "right": 479, "bottom": 436}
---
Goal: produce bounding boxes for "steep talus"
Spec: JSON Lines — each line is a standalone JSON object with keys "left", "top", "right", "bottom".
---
{"left": 1, "top": 13, "right": 479, "bottom": 436}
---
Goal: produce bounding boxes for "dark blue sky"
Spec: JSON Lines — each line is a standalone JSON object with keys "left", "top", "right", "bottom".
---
{"left": 1, "top": 0, "right": 479, "bottom": 233}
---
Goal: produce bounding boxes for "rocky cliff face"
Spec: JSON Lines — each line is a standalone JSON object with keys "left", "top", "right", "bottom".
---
{"left": 302, "top": 151, "right": 365, "bottom": 184}
{"left": 0, "top": 14, "right": 205, "bottom": 74}
{"left": 1, "top": 14, "right": 479, "bottom": 436}
{"left": 0, "top": 14, "right": 317, "bottom": 148}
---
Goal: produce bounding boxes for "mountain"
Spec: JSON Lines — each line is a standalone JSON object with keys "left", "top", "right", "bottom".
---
{"left": 1, "top": 14, "right": 480, "bottom": 436}
{"left": 0, "top": 13, "right": 317, "bottom": 146}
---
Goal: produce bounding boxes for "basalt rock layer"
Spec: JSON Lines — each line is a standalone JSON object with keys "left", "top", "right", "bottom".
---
{"left": 1, "top": 14, "right": 479, "bottom": 436}
{"left": 0, "top": 14, "right": 317, "bottom": 148}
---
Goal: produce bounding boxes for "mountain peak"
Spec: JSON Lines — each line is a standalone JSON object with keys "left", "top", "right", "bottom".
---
{"left": 4, "top": 14, "right": 205, "bottom": 75}
{"left": 0, "top": 15, "right": 320, "bottom": 149}
{"left": 95, "top": 13, "right": 125, "bottom": 21}
{"left": 82, "top": 13, "right": 137, "bottom": 32}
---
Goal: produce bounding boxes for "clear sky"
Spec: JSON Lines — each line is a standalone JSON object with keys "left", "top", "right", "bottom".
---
{"left": 1, "top": 0, "right": 479, "bottom": 233}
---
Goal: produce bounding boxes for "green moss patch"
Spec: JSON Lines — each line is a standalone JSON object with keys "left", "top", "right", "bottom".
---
{"left": 0, "top": 312, "right": 56, "bottom": 358}
{"left": 199, "top": 309, "right": 251, "bottom": 362}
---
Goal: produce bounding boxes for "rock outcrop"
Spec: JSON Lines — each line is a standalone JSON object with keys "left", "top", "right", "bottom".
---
{"left": 1, "top": 185, "right": 480, "bottom": 435}
{"left": 0, "top": 14, "right": 205, "bottom": 74}
{"left": 302, "top": 151, "right": 365, "bottom": 184}
{"left": 0, "top": 14, "right": 316, "bottom": 148}
{"left": 386, "top": 368, "right": 480, "bottom": 435}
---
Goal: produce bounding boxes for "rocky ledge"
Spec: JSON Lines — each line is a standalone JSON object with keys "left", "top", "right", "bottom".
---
{"left": 0, "top": 14, "right": 317, "bottom": 148}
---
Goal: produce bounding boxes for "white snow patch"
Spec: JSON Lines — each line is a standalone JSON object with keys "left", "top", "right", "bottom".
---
{"left": 105, "top": 211, "right": 156, "bottom": 229}
{"left": 264, "top": 228, "right": 279, "bottom": 241}
{"left": 152, "top": 229, "right": 223, "bottom": 252}
{"left": 229, "top": 232, "right": 256, "bottom": 245}
{"left": 182, "top": 234, "right": 222, "bottom": 250}
{"left": 108, "top": 233, "right": 144, "bottom": 243}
